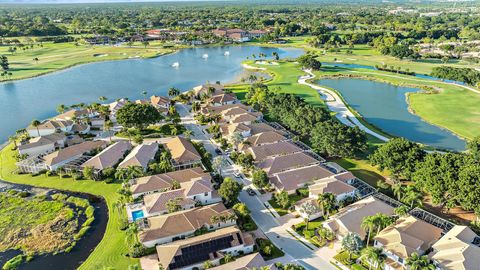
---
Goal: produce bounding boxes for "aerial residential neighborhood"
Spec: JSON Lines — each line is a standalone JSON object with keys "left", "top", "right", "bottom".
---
{"left": 1, "top": 1, "right": 480, "bottom": 270}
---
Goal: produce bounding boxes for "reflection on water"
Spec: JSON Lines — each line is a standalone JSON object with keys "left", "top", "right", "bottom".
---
{"left": 318, "top": 78, "right": 466, "bottom": 151}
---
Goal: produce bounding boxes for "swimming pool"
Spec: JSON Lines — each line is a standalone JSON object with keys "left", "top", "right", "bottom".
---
{"left": 131, "top": 210, "right": 145, "bottom": 221}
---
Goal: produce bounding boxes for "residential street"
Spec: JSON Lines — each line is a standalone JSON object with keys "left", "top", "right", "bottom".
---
{"left": 177, "top": 103, "right": 338, "bottom": 270}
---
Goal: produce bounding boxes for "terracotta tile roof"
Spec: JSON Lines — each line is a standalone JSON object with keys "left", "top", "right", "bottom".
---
{"left": 165, "top": 136, "right": 201, "bottom": 165}
{"left": 139, "top": 203, "right": 234, "bottom": 242}
{"left": 71, "top": 123, "right": 89, "bottom": 133}
{"left": 430, "top": 225, "right": 480, "bottom": 270}
{"left": 43, "top": 140, "right": 108, "bottom": 167}
{"left": 81, "top": 141, "right": 132, "bottom": 170}
{"left": 246, "top": 141, "right": 302, "bottom": 162}
{"left": 247, "top": 123, "right": 277, "bottom": 135}
{"left": 181, "top": 179, "right": 213, "bottom": 196}
{"left": 209, "top": 253, "right": 274, "bottom": 270}
{"left": 118, "top": 142, "right": 158, "bottom": 169}
{"left": 55, "top": 109, "right": 91, "bottom": 121}
{"left": 258, "top": 152, "right": 319, "bottom": 176}
{"left": 150, "top": 95, "right": 170, "bottom": 107}
{"left": 28, "top": 119, "right": 73, "bottom": 131}
{"left": 143, "top": 189, "right": 195, "bottom": 214}
{"left": 193, "top": 84, "right": 225, "bottom": 96}
{"left": 211, "top": 93, "right": 237, "bottom": 104}
{"left": 130, "top": 167, "right": 211, "bottom": 195}
{"left": 375, "top": 216, "right": 443, "bottom": 259}
{"left": 243, "top": 131, "right": 286, "bottom": 147}
{"left": 220, "top": 123, "right": 251, "bottom": 137}
{"left": 270, "top": 164, "right": 334, "bottom": 192}
{"left": 230, "top": 113, "right": 260, "bottom": 124}
{"left": 309, "top": 177, "right": 356, "bottom": 197}
{"left": 201, "top": 104, "right": 251, "bottom": 115}
{"left": 328, "top": 196, "right": 395, "bottom": 239}
{"left": 18, "top": 133, "right": 66, "bottom": 151}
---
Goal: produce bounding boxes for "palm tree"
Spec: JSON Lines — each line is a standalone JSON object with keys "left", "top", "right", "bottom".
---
{"left": 8, "top": 135, "right": 18, "bottom": 149}
{"left": 192, "top": 102, "right": 200, "bottom": 113}
{"left": 99, "top": 96, "right": 107, "bottom": 102}
{"left": 373, "top": 213, "right": 394, "bottom": 235}
{"left": 141, "top": 90, "right": 147, "bottom": 100}
{"left": 57, "top": 104, "right": 66, "bottom": 114}
{"left": 318, "top": 192, "right": 336, "bottom": 218}
{"left": 361, "top": 216, "right": 376, "bottom": 246}
{"left": 166, "top": 197, "right": 183, "bottom": 213}
{"left": 184, "top": 129, "right": 193, "bottom": 139}
{"left": 360, "top": 247, "right": 386, "bottom": 270}
{"left": 168, "top": 87, "right": 180, "bottom": 97}
{"left": 103, "top": 120, "right": 113, "bottom": 142}
{"left": 299, "top": 200, "right": 320, "bottom": 230}
{"left": 394, "top": 205, "right": 410, "bottom": 217}
{"left": 30, "top": 119, "right": 41, "bottom": 137}
{"left": 223, "top": 253, "right": 234, "bottom": 263}
{"left": 248, "top": 74, "right": 258, "bottom": 84}
{"left": 403, "top": 185, "right": 423, "bottom": 208}
{"left": 406, "top": 252, "right": 436, "bottom": 270}
{"left": 392, "top": 183, "right": 403, "bottom": 201}
{"left": 210, "top": 215, "right": 221, "bottom": 224}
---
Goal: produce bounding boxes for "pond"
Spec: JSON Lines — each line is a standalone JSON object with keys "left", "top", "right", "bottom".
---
{"left": 0, "top": 180, "right": 108, "bottom": 270}
{"left": 0, "top": 46, "right": 303, "bottom": 142}
{"left": 317, "top": 78, "right": 466, "bottom": 151}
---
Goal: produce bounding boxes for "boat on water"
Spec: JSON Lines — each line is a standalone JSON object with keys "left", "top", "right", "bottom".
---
{"left": 172, "top": 62, "right": 180, "bottom": 68}
{"left": 202, "top": 54, "right": 209, "bottom": 59}
{"left": 224, "top": 51, "right": 230, "bottom": 56}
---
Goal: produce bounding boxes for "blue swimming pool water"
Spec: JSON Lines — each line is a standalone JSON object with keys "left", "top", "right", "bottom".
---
{"left": 131, "top": 210, "right": 145, "bottom": 221}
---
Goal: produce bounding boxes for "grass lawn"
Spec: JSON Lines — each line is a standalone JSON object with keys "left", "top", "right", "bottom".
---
{"left": 0, "top": 41, "right": 175, "bottom": 81}
{"left": 0, "top": 145, "right": 138, "bottom": 270}
{"left": 267, "top": 189, "right": 308, "bottom": 217}
{"left": 331, "top": 158, "right": 388, "bottom": 188}
{"left": 255, "top": 238, "right": 285, "bottom": 261}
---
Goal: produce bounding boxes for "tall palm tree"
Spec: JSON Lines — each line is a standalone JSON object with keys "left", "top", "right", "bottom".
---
{"left": 184, "top": 129, "right": 193, "bottom": 139}
{"left": 30, "top": 119, "right": 41, "bottom": 137}
{"left": 103, "top": 120, "right": 113, "bottom": 142}
{"left": 99, "top": 96, "right": 107, "bottom": 102}
{"left": 392, "top": 183, "right": 403, "bottom": 201}
{"left": 403, "top": 186, "right": 423, "bottom": 208}
{"left": 318, "top": 192, "right": 336, "bottom": 218}
{"left": 360, "top": 247, "right": 386, "bottom": 270}
{"left": 406, "top": 252, "right": 436, "bottom": 270}
{"left": 8, "top": 135, "right": 18, "bottom": 149}
{"left": 373, "top": 213, "right": 394, "bottom": 235}
{"left": 56, "top": 104, "right": 66, "bottom": 114}
{"left": 361, "top": 216, "right": 376, "bottom": 246}
{"left": 394, "top": 205, "right": 410, "bottom": 217}
{"left": 168, "top": 87, "right": 180, "bottom": 97}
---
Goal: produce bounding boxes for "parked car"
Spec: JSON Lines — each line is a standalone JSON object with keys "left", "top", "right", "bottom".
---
{"left": 246, "top": 188, "right": 256, "bottom": 196}
{"left": 215, "top": 149, "right": 223, "bottom": 155}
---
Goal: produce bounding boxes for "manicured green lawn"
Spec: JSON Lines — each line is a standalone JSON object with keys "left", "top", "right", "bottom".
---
{"left": 0, "top": 145, "right": 138, "bottom": 270}
{"left": 0, "top": 41, "right": 174, "bottom": 81}
{"left": 331, "top": 158, "right": 388, "bottom": 188}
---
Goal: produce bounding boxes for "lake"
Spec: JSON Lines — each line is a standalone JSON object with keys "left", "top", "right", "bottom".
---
{"left": 317, "top": 78, "right": 466, "bottom": 151}
{"left": 0, "top": 46, "right": 303, "bottom": 142}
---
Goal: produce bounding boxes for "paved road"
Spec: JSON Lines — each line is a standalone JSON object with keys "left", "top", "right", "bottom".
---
{"left": 176, "top": 103, "right": 337, "bottom": 270}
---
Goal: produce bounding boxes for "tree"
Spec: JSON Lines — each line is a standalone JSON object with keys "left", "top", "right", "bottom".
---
{"left": 0, "top": 55, "right": 10, "bottom": 77}
{"left": 468, "top": 136, "right": 480, "bottom": 161}
{"left": 392, "top": 183, "right": 403, "bottom": 200}
{"left": 83, "top": 166, "right": 95, "bottom": 180}
{"left": 30, "top": 119, "right": 41, "bottom": 137}
{"left": 252, "top": 169, "right": 269, "bottom": 188}
{"left": 232, "top": 202, "right": 250, "bottom": 219}
{"left": 360, "top": 247, "right": 386, "bottom": 270}
{"left": 230, "top": 132, "right": 244, "bottom": 148}
{"left": 57, "top": 104, "right": 66, "bottom": 114}
{"left": 402, "top": 185, "right": 423, "bottom": 208}
{"left": 192, "top": 102, "right": 200, "bottom": 113}
{"left": 166, "top": 197, "right": 183, "bottom": 213}
{"left": 311, "top": 120, "right": 367, "bottom": 158}
{"left": 299, "top": 200, "right": 320, "bottom": 229}
{"left": 406, "top": 252, "right": 436, "bottom": 270}
{"left": 168, "top": 87, "right": 180, "bottom": 97}
{"left": 223, "top": 254, "right": 234, "bottom": 264}
{"left": 361, "top": 215, "right": 376, "bottom": 246}
{"left": 99, "top": 96, "right": 108, "bottom": 102}
{"left": 141, "top": 90, "right": 147, "bottom": 99}
{"left": 184, "top": 129, "right": 193, "bottom": 139}
{"left": 372, "top": 213, "right": 394, "bottom": 235}
{"left": 317, "top": 192, "right": 336, "bottom": 218}
{"left": 275, "top": 191, "right": 290, "bottom": 209}
{"left": 142, "top": 40, "right": 149, "bottom": 48}
{"left": 202, "top": 261, "right": 214, "bottom": 269}
{"left": 297, "top": 54, "right": 322, "bottom": 70}
{"left": 116, "top": 103, "right": 161, "bottom": 129}
{"left": 369, "top": 138, "right": 425, "bottom": 179}
{"left": 218, "top": 177, "right": 243, "bottom": 205}
{"left": 103, "top": 120, "right": 114, "bottom": 142}
{"left": 394, "top": 205, "right": 410, "bottom": 217}
{"left": 212, "top": 156, "right": 226, "bottom": 174}
{"left": 8, "top": 135, "right": 18, "bottom": 149}
{"left": 341, "top": 232, "right": 364, "bottom": 262}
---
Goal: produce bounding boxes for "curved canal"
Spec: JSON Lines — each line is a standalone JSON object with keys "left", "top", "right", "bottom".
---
{"left": 317, "top": 78, "right": 466, "bottom": 151}
{"left": 0, "top": 46, "right": 303, "bottom": 141}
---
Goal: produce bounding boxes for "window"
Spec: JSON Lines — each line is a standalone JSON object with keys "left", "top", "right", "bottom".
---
{"left": 204, "top": 192, "right": 208, "bottom": 196}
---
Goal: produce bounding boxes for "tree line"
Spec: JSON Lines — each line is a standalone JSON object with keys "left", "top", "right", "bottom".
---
{"left": 431, "top": 66, "right": 480, "bottom": 86}
{"left": 246, "top": 84, "right": 367, "bottom": 158}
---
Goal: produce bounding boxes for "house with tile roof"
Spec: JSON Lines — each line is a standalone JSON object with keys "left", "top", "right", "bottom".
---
{"left": 118, "top": 142, "right": 159, "bottom": 171}
{"left": 139, "top": 203, "right": 236, "bottom": 247}
{"left": 81, "top": 141, "right": 132, "bottom": 172}
{"left": 153, "top": 227, "right": 254, "bottom": 270}
{"left": 430, "top": 225, "right": 480, "bottom": 270}
{"left": 165, "top": 136, "right": 202, "bottom": 169}
{"left": 374, "top": 216, "right": 443, "bottom": 270}
{"left": 18, "top": 133, "right": 67, "bottom": 157}
{"left": 130, "top": 167, "right": 211, "bottom": 199}
{"left": 257, "top": 152, "right": 320, "bottom": 176}
{"left": 240, "top": 131, "right": 286, "bottom": 149}
{"left": 308, "top": 174, "right": 357, "bottom": 202}
{"left": 43, "top": 140, "right": 108, "bottom": 171}
{"left": 26, "top": 119, "right": 74, "bottom": 137}
{"left": 269, "top": 165, "right": 334, "bottom": 194}
{"left": 323, "top": 196, "right": 395, "bottom": 240}
{"left": 245, "top": 141, "right": 303, "bottom": 162}
{"left": 209, "top": 253, "right": 276, "bottom": 270}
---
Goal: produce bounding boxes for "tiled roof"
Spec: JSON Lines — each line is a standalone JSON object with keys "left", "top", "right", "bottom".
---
{"left": 43, "top": 140, "right": 107, "bottom": 166}
{"left": 81, "top": 141, "right": 132, "bottom": 170}
{"left": 165, "top": 136, "right": 201, "bottom": 165}
{"left": 243, "top": 131, "right": 286, "bottom": 147}
{"left": 143, "top": 189, "right": 195, "bottom": 214}
{"left": 18, "top": 133, "right": 66, "bottom": 151}
{"left": 270, "top": 164, "right": 334, "bottom": 192}
{"left": 246, "top": 141, "right": 302, "bottom": 161}
{"left": 258, "top": 152, "right": 319, "bottom": 176}
{"left": 118, "top": 142, "right": 158, "bottom": 169}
